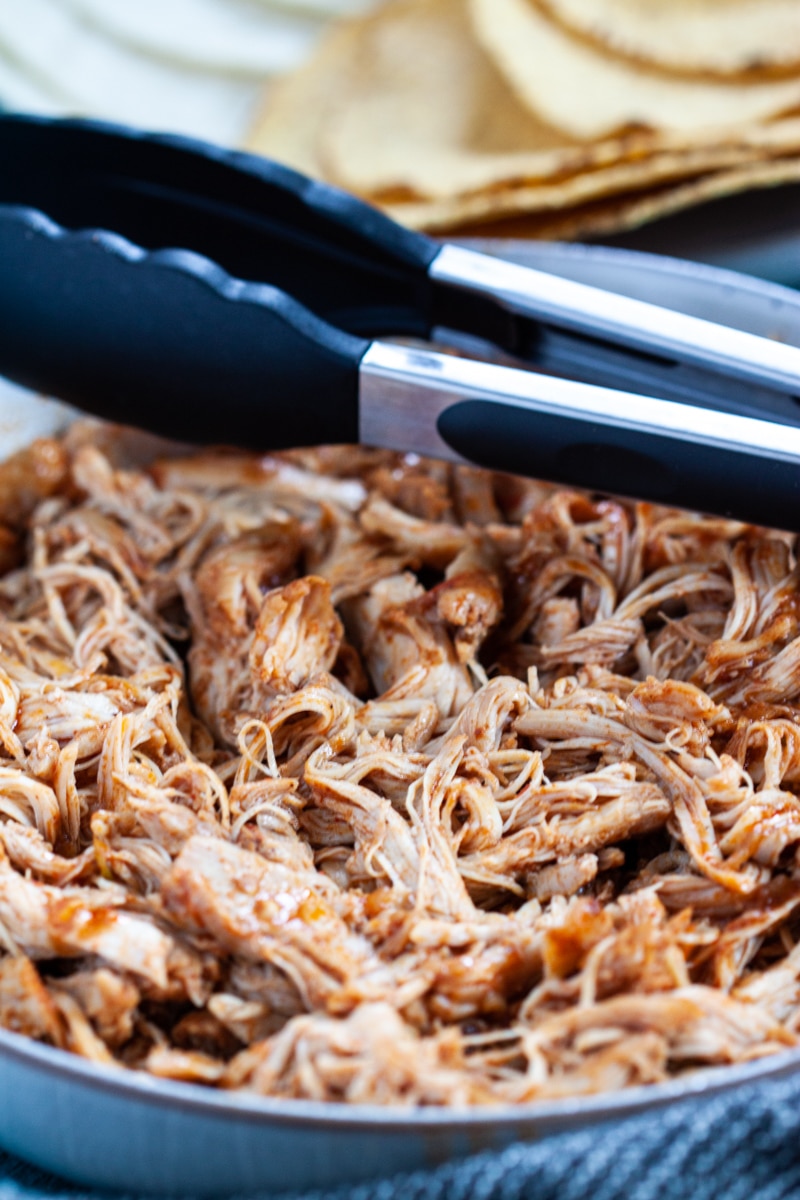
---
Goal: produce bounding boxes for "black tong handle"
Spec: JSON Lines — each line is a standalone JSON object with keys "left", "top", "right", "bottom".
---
{"left": 0, "top": 207, "right": 366, "bottom": 446}
{"left": 0, "top": 113, "right": 439, "bottom": 341}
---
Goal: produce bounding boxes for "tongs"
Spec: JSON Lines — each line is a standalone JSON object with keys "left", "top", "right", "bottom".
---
{"left": 1, "top": 112, "right": 800, "bottom": 526}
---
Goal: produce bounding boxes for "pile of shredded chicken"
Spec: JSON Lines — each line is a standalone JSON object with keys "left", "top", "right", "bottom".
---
{"left": 0, "top": 425, "right": 799, "bottom": 1106}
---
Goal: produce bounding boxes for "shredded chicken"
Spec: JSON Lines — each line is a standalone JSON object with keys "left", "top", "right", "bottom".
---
{"left": 1, "top": 429, "right": 800, "bottom": 1107}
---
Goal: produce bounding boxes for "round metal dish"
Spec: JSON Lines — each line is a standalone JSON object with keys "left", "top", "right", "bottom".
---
{"left": 1, "top": 242, "right": 799, "bottom": 1196}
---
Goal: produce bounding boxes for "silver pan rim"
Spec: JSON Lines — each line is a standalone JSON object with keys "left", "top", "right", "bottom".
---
{"left": 3, "top": 1019, "right": 800, "bottom": 1132}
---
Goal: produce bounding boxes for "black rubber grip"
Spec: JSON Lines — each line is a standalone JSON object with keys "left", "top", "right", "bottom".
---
{"left": 438, "top": 398, "right": 800, "bottom": 528}
{"left": 0, "top": 207, "right": 366, "bottom": 448}
{"left": 0, "top": 113, "right": 439, "bottom": 341}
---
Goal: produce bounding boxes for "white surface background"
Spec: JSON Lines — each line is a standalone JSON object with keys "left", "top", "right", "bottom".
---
{"left": 0, "top": 0, "right": 373, "bottom": 144}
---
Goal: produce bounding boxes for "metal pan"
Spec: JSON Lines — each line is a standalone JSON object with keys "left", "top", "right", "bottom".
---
{"left": 1, "top": 240, "right": 800, "bottom": 1196}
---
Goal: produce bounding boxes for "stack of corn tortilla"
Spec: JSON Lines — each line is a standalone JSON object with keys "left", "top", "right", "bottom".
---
{"left": 247, "top": 0, "right": 800, "bottom": 237}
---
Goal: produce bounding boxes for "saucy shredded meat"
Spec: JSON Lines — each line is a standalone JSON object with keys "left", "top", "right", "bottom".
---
{"left": 0, "top": 428, "right": 799, "bottom": 1105}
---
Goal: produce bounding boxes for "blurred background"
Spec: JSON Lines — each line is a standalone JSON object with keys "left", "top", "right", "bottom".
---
{"left": 1, "top": 0, "right": 800, "bottom": 284}
{"left": 0, "top": 0, "right": 366, "bottom": 143}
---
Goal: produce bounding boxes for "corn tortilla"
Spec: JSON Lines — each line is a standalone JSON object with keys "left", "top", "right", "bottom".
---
{"left": 415, "top": 156, "right": 800, "bottom": 241}
{"left": 320, "top": 0, "right": 593, "bottom": 197}
{"left": 246, "top": 0, "right": 800, "bottom": 244}
{"left": 245, "top": 15, "right": 366, "bottom": 175}
{"left": 537, "top": 0, "right": 800, "bottom": 80}
{"left": 469, "top": 0, "right": 800, "bottom": 139}
{"left": 251, "top": 0, "right": 634, "bottom": 198}
{"left": 379, "top": 133, "right": 800, "bottom": 231}
{"left": 249, "top": 0, "right": 800, "bottom": 205}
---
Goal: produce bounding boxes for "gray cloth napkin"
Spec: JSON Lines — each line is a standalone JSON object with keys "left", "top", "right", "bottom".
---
{"left": 3, "top": 1066, "right": 800, "bottom": 1200}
